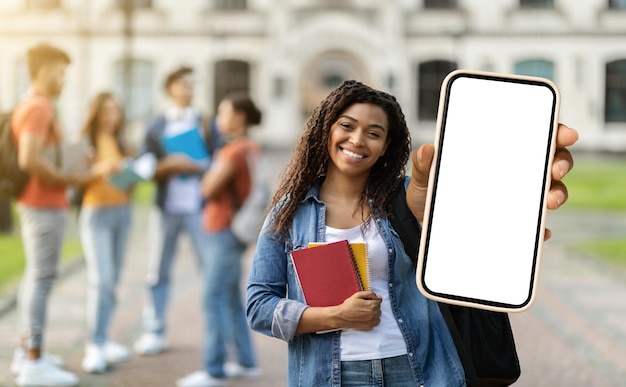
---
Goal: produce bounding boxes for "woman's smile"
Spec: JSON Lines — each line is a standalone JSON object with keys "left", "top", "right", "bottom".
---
{"left": 340, "top": 147, "right": 366, "bottom": 160}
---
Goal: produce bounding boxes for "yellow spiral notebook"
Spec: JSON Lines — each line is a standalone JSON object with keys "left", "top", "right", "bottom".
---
{"left": 308, "top": 242, "right": 369, "bottom": 290}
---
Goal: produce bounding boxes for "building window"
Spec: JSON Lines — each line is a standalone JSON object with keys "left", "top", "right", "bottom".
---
{"left": 424, "top": 0, "right": 458, "bottom": 9}
{"left": 418, "top": 60, "right": 457, "bottom": 121}
{"left": 114, "top": 59, "right": 154, "bottom": 121}
{"left": 26, "top": 0, "right": 60, "bottom": 9}
{"left": 115, "top": 0, "right": 152, "bottom": 8}
{"left": 605, "top": 59, "right": 626, "bottom": 123}
{"left": 514, "top": 59, "right": 555, "bottom": 81}
{"left": 609, "top": 0, "right": 626, "bottom": 9}
{"left": 520, "top": 0, "right": 554, "bottom": 8}
{"left": 322, "top": 74, "right": 344, "bottom": 88}
{"left": 214, "top": 60, "right": 250, "bottom": 111}
{"left": 214, "top": 0, "right": 247, "bottom": 10}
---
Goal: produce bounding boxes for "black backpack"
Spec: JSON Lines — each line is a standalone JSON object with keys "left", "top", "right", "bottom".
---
{"left": 0, "top": 111, "right": 29, "bottom": 199}
{"left": 389, "top": 184, "right": 521, "bottom": 387}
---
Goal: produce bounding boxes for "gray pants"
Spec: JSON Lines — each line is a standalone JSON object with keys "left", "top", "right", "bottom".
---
{"left": 17, "top": 205, "right": 67, "bottom": 349}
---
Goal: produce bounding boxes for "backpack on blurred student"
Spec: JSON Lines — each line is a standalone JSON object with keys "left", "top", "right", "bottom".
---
{"left": 0, "top": 110, "right": 29, "bottom": 199}
{"left": 230, "top": 149, "right": 270, "bottom": 246}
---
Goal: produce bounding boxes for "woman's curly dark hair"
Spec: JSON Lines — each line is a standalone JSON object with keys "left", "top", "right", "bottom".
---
{"left": 269, "top": 80, "right": 411, "bottom": 237}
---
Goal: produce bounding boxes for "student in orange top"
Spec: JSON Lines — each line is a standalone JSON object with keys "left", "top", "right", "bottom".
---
{"left": 10, "top": 43, "right": 79, "bottom": 387}
{"left": 75, "top": 92, "right": 134, "bottom": 373}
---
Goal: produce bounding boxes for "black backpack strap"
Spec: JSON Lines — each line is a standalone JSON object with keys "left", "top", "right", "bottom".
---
{"left": 388, "top": 184, "right": 421, "bottom": 265}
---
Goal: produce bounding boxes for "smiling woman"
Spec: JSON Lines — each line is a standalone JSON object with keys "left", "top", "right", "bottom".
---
{"left": 246, "top": 80, "right": 465, "bottom": 387}
{"left": 245, "top": 79, "right": 578, "bottom": 387}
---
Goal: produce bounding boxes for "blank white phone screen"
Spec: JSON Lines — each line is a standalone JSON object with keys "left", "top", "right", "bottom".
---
{"left": 422, "top": 74, "right": 557, "bottom": 308}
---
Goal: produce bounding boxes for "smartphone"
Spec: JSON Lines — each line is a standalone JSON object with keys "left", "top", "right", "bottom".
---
{"left": 416, "top": 70, "right": 560, "bottom": 312}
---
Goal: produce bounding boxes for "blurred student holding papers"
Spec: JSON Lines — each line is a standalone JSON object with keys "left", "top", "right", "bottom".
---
{"left": 134, "top": 66, "right": 214, "bottom": 356}
{"left": 74, "top": 92, "right": 134, "bottom": 373}
{"left": 246, "top": 80, "right": 578, "bottom": 386}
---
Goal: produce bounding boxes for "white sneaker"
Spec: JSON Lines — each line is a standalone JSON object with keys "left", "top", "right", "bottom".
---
{"left": 133, "top": 332, "right": 166, "bottom": 356}
{"left": 103, "top": 341, "right": 130, "bottom": 363}
{"left": 10, "top": 348, "right": 64, "bottom": 376}
{"left": 16, "top": 359, "right": 78, "bottom": 387}
{"left": 224, "top": 362, "right": 261, "bottom": 379}
{"left": 176, "top": 370, "right": 227, "bottom": 387}
{"left": 81, "top": 344, "right": 106, "bottom": 373}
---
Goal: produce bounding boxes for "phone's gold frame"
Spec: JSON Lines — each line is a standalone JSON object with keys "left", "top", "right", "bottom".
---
{"left": 416, "top": 69, "right": 561, "bottom": 313}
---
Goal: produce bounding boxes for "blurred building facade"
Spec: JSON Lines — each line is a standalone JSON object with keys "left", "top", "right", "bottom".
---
{"left": 0, "top": 0, "right": 625, "bottom": 151}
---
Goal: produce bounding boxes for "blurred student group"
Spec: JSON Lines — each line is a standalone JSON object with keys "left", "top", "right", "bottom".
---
{"left": 6, "top": 42, "right": 263, "bottom": 387}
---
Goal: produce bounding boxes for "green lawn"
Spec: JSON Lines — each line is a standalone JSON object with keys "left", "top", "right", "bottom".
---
{"left": 573, "top": 237, "right": 626, "bottom": 266}
{"left": 0, "top": 234, "right": 27, "bottom": 293}
{"left": 563, "top": 156, "right": 626, "bottom": 266}
{"left": 564, "top": 157, "right": 626, "bottom": 211}
{"left": 0, "top": 233, "right": 82, "bottom": 295}
{"left": 131, "top": 180, "right": 155, "bottom": 206}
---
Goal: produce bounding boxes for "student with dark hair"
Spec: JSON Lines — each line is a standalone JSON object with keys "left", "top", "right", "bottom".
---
{"left": 134, "top": 66, "right": 213, "bottom": 356}
{"left": 246, "top": 80, "right": 578, "bottom": 386}
{"left": 10, "top": 43, "right": 79, "bottom": 387}
{"left": 177, "top": 93, "right": 261, "bottom": 387}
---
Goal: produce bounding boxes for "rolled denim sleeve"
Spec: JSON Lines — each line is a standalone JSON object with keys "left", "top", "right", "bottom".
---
{"left": 246, "top": 215, "right": 306, "bottom": 342}
{"left": 272, "top": 299, "right": 308, "bottom": 342}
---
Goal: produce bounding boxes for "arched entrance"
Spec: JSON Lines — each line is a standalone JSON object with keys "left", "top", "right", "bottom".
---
{"left": 299, "top": 50, "right": 370, "bottom": 117}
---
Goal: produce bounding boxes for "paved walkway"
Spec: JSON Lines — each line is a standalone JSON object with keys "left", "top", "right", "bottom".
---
{"left": 0, "top": 150, "right": 625, "bottom": 386}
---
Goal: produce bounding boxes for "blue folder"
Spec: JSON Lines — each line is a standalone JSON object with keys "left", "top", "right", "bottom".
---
{"left": 162, "top": 128, "right": 210, "bottom": 161}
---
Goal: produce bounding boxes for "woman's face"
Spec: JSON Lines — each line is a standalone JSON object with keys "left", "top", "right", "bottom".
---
{"left": 97, "top": 98, "right": 121, "bottom": 133}
{"left": 326, "top": 102, "right": 389, "bottom": 179}
{"left": 216, "top": 99, "right": 246, "bottom": 135}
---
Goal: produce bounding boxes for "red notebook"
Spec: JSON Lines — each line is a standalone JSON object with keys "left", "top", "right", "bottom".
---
{"left": 291, "top": 239, "right": 362, "bottom": 307}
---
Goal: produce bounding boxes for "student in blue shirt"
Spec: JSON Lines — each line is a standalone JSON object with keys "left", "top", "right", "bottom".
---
{"left": 134, "top": 66, "right": 216, "bottom": 356}
{"left": 246, "top": 80, "right": 578, "bottom": 386}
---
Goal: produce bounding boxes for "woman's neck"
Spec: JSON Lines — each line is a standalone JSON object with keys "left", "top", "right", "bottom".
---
{"left": 320, "top": 171, "right": 370, "bottom": 228}
{"left": 321, "top": 168, "right": 368, "bottom": 199}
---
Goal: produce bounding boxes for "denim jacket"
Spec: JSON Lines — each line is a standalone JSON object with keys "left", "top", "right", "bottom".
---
{"left": 246, "top": 178, "right": 466, "bottom": 387}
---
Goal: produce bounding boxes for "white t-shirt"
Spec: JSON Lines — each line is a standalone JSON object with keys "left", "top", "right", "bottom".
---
{"left": 163, "top": 106, "right": 207, "bottom": 214}
{"left": 325, "top": 223, "right": 408, "bottom": 361}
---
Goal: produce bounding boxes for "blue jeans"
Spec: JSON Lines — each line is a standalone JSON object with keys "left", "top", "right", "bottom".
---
{"left": 203, "top": 229, "right": 256, "bottom": 377}
{"left": 17, "top": 206, "right": 67, "bottom": 349}
{"left": 79, "top": 205, "right": 131, "bottom": 345}
{"left": 341, "top": 355, "right": 418, "bottom": 387}
{"left": 142, "top": 209, "right": 205, "bottom": 335}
